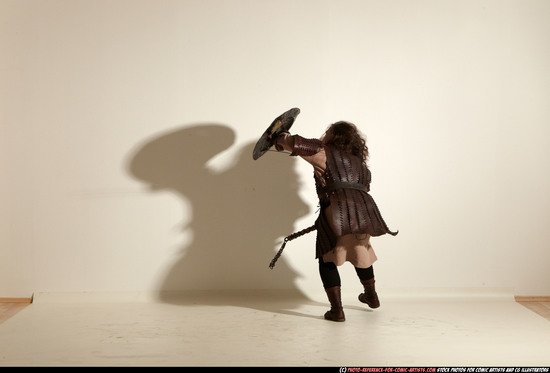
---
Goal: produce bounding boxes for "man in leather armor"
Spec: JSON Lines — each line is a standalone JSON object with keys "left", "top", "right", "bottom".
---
{"left": 273, "top": 121, "right": 397, "bottom": 322}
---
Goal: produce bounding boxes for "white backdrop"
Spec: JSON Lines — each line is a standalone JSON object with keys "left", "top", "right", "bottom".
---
{"left": 2, "top": 0, "right": 549, "bottom": 298}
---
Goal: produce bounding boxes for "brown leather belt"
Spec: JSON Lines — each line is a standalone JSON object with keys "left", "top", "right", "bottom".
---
{"left": 319, "top": 181, "right": 369, "bottom": 194}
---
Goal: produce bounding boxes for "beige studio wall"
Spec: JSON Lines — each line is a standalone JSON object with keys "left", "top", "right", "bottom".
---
{"left": 1, "top": 0, "right": 549, "bottom": 299}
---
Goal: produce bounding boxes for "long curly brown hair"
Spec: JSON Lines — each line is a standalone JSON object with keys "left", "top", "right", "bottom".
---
{"left": 323, "top": 121, "right": 369, "bottom": 163}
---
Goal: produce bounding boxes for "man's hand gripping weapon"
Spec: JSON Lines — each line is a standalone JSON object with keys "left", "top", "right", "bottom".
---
{"left": 252, "top": 107, "right": 300, "bottom": 160}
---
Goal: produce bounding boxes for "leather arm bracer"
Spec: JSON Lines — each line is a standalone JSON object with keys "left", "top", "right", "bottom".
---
{"left": 290, "top": 135, "right": 323, "bottom": 157}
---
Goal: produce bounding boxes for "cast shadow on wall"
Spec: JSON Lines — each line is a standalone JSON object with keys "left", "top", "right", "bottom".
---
{"left": 127, "top": 124, "right": 324, "bottom": 318}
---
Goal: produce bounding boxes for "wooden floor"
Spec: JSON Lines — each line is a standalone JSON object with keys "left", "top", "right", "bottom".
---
{"left": 515, "top": 297, "right": 550, "bottom": 322}
{"left": 1, "top": 298, "right": 549, "bottom": 325}
{"left": 0, "top": 301, "right": 32, "bottom": 324}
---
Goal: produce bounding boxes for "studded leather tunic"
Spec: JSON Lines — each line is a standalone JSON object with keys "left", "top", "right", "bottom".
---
{"left": 287, "top": 135, "right": 398, "bottom": 258}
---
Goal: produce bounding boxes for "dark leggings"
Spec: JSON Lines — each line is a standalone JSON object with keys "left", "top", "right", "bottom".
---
{"left": 319, "top": 257, "right": 374, "bottom": 289}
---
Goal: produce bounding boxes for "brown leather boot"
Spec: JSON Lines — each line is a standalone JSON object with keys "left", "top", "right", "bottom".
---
{"left": 324, "top": 286, "right": 345, "bottom": 322}
{"left": 358, "top": 278, "right": 380, "bottom": 309}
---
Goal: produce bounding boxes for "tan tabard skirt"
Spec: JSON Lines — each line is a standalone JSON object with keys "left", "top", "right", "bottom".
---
{"left": 321, "top": 203, "right": 378, "bottom": 268}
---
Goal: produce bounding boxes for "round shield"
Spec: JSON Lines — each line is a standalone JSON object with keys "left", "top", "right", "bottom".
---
{"left": 252, "top": 107, "right": 300, "bottom": 160}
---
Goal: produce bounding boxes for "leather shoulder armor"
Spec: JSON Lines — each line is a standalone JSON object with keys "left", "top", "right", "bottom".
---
{"left": 290, "top": 135, "right": 323, "bottom": 157}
